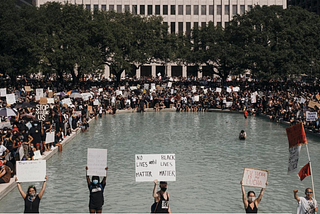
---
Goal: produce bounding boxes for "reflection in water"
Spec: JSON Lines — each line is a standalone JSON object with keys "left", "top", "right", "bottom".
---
{"left": 0, "top": 112, "right": 318, "bottom": 213}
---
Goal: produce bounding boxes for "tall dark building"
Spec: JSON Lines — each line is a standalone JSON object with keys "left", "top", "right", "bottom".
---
{"left": 288, "top": 0, "right": 320, "bottom": 16}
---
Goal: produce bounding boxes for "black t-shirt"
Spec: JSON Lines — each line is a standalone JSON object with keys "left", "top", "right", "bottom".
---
{"left": 29, "top": 127, "right": 41, "bottom": 143}
{"left": 24, "top": 195, "right": 40, "bottom": 213}
{"left": 88, "top": 182, "right": 106, "bottom": 208}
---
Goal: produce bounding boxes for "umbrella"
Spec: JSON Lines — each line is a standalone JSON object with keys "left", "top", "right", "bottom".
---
{"left": 15, "top": 102, "right": 37, "bottom": 109}
{"left": 66, "top": 90, "right": 79, "bottom": 95}
{"left": 69, "top": 93, "right": 82, "bottom": 99}
{"left": 0, "top": 108, "right": 17, "bottom": 117}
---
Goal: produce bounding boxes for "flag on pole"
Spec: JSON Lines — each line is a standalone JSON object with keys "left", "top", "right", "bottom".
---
{"left": 298, "top": 162, "right": 311, "bottom": 181}
{"left": 286, "top": 122, "right": 307, "bottom": 148}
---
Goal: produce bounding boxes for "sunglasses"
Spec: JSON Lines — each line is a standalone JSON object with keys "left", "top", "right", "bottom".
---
{"left": 306, "top": 192, "right": 313, "bottom": 194}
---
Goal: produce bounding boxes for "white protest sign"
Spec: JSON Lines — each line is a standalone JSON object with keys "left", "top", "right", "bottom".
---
{"left": 151, "top": 83, "right": 156, "bottom": 90}
{"left": 36, "top": 88, "right": 43, "bottom": 100}
{"left": 144, "top": 84, "right": 149, "bottom": 90}
{"left": 62, "top": 98, "right": 72, "bottom": 106}
{"left": 242, "top": 167, "right": 268, "bottom": 188}
{"left": 45, "top": 132, "right": 55, "bottom": 144}
{"left": 168, "top": 82, "right": 172, "bottom": 88}
{"left": 251, "top": 93, "right": 257, "bottom": 104}
{"left": 226, "top": 102, "right": 233, "bottom": 108}
{"left": 6, "top": 94, "right": 16, "bottom": 105}
{"left": 87, "top": 148, "right": 108, "bottom": 176}
{"left": 233, "top": 87, "right": 240, "bottom": 92}
{"left": 0, "top": 88, "right": 6, "bottom": 97}
{"left": 204, "top": 89, "right": 208, "bottom": 94}
{"left": 130, "top": 86, "right": 137, "bottom": 90}
{"left": 19, "top": 146, "right": 24, "bottom": 161}
{"left": 33, "top": 150, "right": 42, "bottom": 160}
{"left": 288, "top": 146, "right": 301, "bottom": 174}
{"left": 227, "top": 87, "right": 232, "bottom": 93}
{"left": 135, "top": 154, "right": 176, "bottom": 182}
{"left": 170, "top": 89, "right": 174, "bottom": 94}
{"left": 47, "top": 98, "right": 54, "bottom": 104}
{"left": 216, "top": 87, "right": 222, "bottom": 93}
{"left": 0, "top": 122, "right": 11, "bottom": 129}
{"left": 194, "top": 95, "right": 199, "bottom": 102}
{"left": 82, "top": 93, "right": 92, "bottom": 101}
{"left": 16, "top": 160, "right": 46, "bottom": 182}
{"left": 93, "top": 100, "right": 99, "bottom": 106}
{"left": 116, "top": 90, "right": 123, "bottom": 96}
{"left": 192, "top": 86, "right": 196, "bottom": 93}
{"left": 120, "top": 86, "right": 125, "bottom": 90}
{"left": 306, "top": 111, "right": 317, "bottom": 121}
{"left": 99, "top": 88, "right": 103, "bottom": 92}
{"left": 300, "top": 97, "right": 306, "bottom": 104}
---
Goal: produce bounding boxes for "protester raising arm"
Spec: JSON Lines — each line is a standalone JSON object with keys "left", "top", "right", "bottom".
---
{"left": 240, "top": 181, "right": 248, "bottom": 209}
{"left": 256, "top": 182, "right": 268, "bottom": 205}
{"left": 293, "top": 189, "right": 300, "bottom": 202}
{"left": 38, "top": 175, "right": 47, "bottom": 199}
{"left": 16, "top": 177, "right": 27, "bottom": 199}
{"left": 153, "top": 179, "right": 159, "bottom": 199}
{"left": 86, "top": 166, "right": 91, "bottom": 186}
{"left": 101, "top": 167, "right": 108, "bottom": 186}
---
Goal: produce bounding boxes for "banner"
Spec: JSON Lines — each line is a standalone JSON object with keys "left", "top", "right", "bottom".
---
{"left": 6, "top": 94, "right": 16, "bottom": 105}
{"left": 35, "top": 104, "right": 50, "bottom": 121}
{"left": 286, "top": 123, "right": 307, "bottom": 148}
{"left": 288, "top": 145, "right": 301, "bottom": 174}
{"left": 16, "top": 160, "right": 46, "bottom": 182}
{"left": 242, "top": 168, "right": 268, "bottom": 188}
{"left": 0, "top": 88, "right": 6, "bottom": 97}
{"left": 135, "top": 154, "right": 176, "bottom": 182}
{"left": 45, "top": 132, "right": 55, "bottom": 144}
{"left": 306, "top": 111, "right": 317, "bottom": 122}
{"left": 87, "top": 148, "right": 108, "bottom": 176}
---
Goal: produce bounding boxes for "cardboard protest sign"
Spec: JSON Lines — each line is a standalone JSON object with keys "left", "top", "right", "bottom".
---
{"left": 24, "top": 86, "right": 31, "bottom": 92}
{"left": 87, "top": 148, "right": 108, "bottom": 176}
{"left": 35, "top": 104, "right": 50, "bottom": 121}
{"left": 135, "top": 154, "right": 176, "bottom": 182}
{"left": 286, "top": 123, "right": 307, "bottom": 148}
{"left": 40, "top": 97, "right": 47, "bottom": 105}
{"left": 45, "top": 132, "right": 55, "bottom": 144}
{"left": 288, "top": 145, "right": 301, "bottom": 174}
{"left": 0, "top": 88, "right": 6, "bottom": 97}
{"left": 48, "top": 92, "right": 53, "bottom": 98}
{"left": 6, "top": 94, "right": 16, "bottom": 105}
{"left": 16, "top": 160, "right": 46, "bottom": 182}
{"left": 308, "top": 101, "right": 320, "bottom": 109}
{"left": 242, "top": 168, "right": 268, "bottom": 188}
{"left": 306, "top": 111, "right": 317, "bottom": 121}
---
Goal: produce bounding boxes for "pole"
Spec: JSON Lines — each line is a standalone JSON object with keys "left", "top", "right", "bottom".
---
{"left": 306, "top": 143, "right": 316, "bottom": 199}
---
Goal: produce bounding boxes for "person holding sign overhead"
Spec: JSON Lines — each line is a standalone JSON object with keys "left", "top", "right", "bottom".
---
{"left": 86, "top": 166, "right": 108, "bottom": 213}
{"left": 240, "top": 181, "right": 268, "bottom": 213}
{"left": 152, "top": 179, "right": 171, "bottom": 213}
{"left": 294, "top": 188, "right": 318, "bottom": 214}
{"left": 16, "top": 175, "right": 47, "bottom": 213}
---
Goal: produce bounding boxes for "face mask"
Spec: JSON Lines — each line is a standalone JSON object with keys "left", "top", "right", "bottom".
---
{"left": 161, "top": 187, "right": 167, "bottom": 192}
{"left": 248, "top": 197, "right": 255, "bottom": 202}
{"left": 34, "top": 124, "right": 38, "bottom": 127}
{"left": 29, "top": 193, "right": 36, "bottom": 197}
{"left": 92, "top": 180, "right": 98, "bottom": 185}
{"left": 31, "top": 146, "right": 34, "bottom": 149}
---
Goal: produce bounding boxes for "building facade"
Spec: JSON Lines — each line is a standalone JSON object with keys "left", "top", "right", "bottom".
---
{"left": 288, "top": 0, "right": 320, "bottom": 16}
{"left": 35, "top": 0, "right": 287, "bottom": 78}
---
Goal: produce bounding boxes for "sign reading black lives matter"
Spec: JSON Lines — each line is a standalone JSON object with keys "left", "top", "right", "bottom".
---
{"left": 135, "top": 154, "right": 176, "bottom": 182}
{"left": 35, "top": 104, "right": 50, "bottom": 121}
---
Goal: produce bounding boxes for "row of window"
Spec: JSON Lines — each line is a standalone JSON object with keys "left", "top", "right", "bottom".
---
{"left": 86, "top": 4, "right": 253, "bottom": 16}
{"left": 164, "top": 22, "right": 229, "bottom": 34}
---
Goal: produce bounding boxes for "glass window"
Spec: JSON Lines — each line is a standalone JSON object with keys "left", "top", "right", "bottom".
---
{"left": 101, "top": 5, "right": 106, "bottom": 11}
{"left": 125, "top": 5, "right": 130, "bottom": 12}
{"left": 94, "top": 4, "right": 98, "bottom": 10}
{"left": 186, "top": 22, "right": 191, "bottom": 35}
{"left": 163, "top": 5, "right": 168, "bottom": 15}
{"left": 117, "top": 5, "right": 122, "bottom": 13}
{"left": 217, "top": 5, "right": 222, "bottom": 15}
{"left": 209, "top": 5, "right": 214, "bottom": 15}
{"left": 109, "top": 5, "right": 114, "bottom": 11}
{"left": 178, "top": 5, "right": 183, "bottom": 15}
{"left": 132, "top": 5, "right": 137, "bottom": 14}
{"left": 194, "top": 22, "right": 198, "bottom": 29}
{"left": 225, "top": 5, "right": 229, "bottom": 15}
{"left": 178, "top": 22, "right": 183, "bottom": 34}
{"left": 186, "top": 5, "right": 191, "bottom": 15}
{"left": 171, "top": 5, "right": 176, "bottom": 15}
{"left": 201, "top": 5, "right": 206, "bottom": 15}
{"left": 248, "top": 5, "right": 252, "bottom": 11}
{"left": 201, "top": 22, "right": 206, "bottom": 28}
{"left": 240, "top": 5, "right": 245, "bottom": 15}
{"left": 148, "top": 5, "right": 152, "bottom": 15}
{"left": 232, "top": 5, "right": 237, "bottom": 15}
{"left": 140, "top": 5, "right": 145, "bottom": 15}
{"left": 171, "top": 22, "right": 175, "bottom": 34}
{"left": 155, "top": 5, "right": 160, "bottom": 15}
{"left": 85, "top": 4, "right": 90, "bottom": 10}
{"left": 194, "top": 5, "right": 199, "bottom": 15}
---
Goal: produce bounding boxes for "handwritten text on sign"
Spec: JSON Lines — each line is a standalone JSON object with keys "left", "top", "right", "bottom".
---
{"left": 87, "top": 148, "right": 108, "bottom": 177}
{"left": 288, "top": 145, "right": 301, "bottom": 174}
{"left": 242, "top": 168, "right": 268, "bottom": 188}
{"left": 135, "top": 154, "right": 176, "bottom": 182}
{"left": 16, "top": 160, "right": 46, "bottom": 182}
{"left": 306, "top": 111, "right": 318, "bottom": 122}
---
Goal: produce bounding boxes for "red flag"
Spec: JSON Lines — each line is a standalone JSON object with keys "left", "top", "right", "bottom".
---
{"left": 286, "top": 122, "right": 307, "bottom": 148}
{"left": 298, "top": 163, "right": 311, "bottom": 181}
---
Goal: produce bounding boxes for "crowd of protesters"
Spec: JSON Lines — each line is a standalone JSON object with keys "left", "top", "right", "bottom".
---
{"left": 0, "top": 74, "right": 319, "bottom": 183}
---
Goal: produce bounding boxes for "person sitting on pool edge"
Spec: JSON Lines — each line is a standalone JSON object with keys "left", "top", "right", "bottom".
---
{"left": 240, "top": 180, "right": 268, "bottom": 213}
{"left": 239, "top": 130, "right": 247, "bottom": 140}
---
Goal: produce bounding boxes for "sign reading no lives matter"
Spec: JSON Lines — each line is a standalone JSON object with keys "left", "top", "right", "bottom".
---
{"left": 135, "top": 154, "right": 176, "bottom": 182}
{"left": 242, "top": 167, "right": 268, "bottom": 189}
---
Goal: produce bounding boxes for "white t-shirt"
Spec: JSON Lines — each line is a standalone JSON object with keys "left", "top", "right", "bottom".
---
{"left": 297, "top": 197, "right": 318, "bottom": 214}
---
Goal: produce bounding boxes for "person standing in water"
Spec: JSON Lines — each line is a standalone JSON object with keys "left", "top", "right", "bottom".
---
{"left": 241, "top": 180, "right": 267, "bottom": 213}
{"left": 16, "top": 175, "right": 47, "bottom": 213}
{"left": 86, "top": 166, "right": 108, "bottom": 213}
{"left": 294, "top": 188, "right": 318, "bottom": 214}
{"left": 152, "top": 179, "right": 171, "bottom": 213}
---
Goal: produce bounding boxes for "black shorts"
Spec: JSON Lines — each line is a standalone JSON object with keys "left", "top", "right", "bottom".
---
{"left": 89, "top": 206, "right": 102, "bottom": 211}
